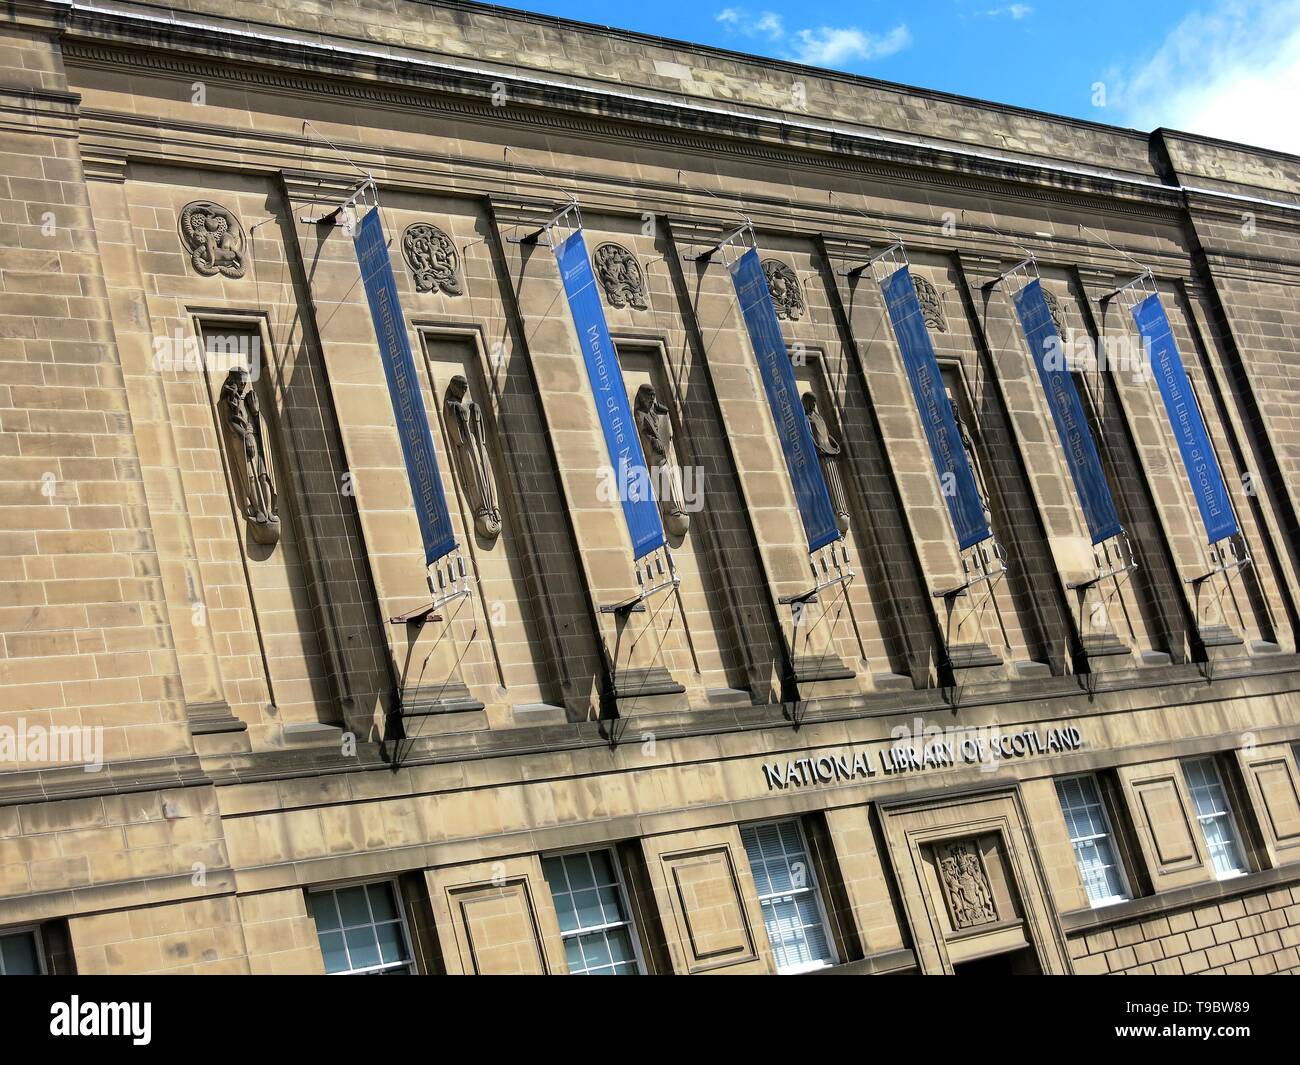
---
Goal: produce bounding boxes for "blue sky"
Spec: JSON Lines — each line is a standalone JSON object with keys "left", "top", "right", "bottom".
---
{"left": 503, "top": 0, "right": 1300, "bottom": 154}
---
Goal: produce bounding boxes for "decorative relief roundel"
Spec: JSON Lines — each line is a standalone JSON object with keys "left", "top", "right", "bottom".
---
{"left": 178, "top": 201, "right": 246, "bottom": 279}
{"left": 593, "top": 242, "right": 647, "bottom": 310}
{"left": 761, "top": 258, "right": 805, "bottom": 321}
{"left": 913, "top": 274, "right": 947, "bottom": 333}
{"left": 1041, "top": 288, "right": 1067, "bottom": 336}
{"left": 402, "top": 223, "right": 463, "bottom": 295}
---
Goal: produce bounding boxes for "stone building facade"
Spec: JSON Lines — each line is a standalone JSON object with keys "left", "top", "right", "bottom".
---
{"left": 2, "top": 0, "right": 1300, "bottom": 975}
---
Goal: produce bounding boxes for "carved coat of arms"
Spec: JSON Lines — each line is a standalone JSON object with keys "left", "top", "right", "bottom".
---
{"left": 936, "top": 839, "right": 997, "bottom": 930}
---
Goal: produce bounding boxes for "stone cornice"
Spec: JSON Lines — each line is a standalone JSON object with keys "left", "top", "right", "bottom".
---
{"left": 56, "top": 17, "right": 1191, "bottom": 219}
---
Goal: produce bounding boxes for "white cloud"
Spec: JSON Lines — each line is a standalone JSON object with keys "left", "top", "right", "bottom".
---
{"left": 714, "top": 7, "right": 910, "bottom": 67}
{"left": 716, "top": 8, "right": 785, "bottom": 40}
{"left": 791, "top": 24, "right": 911, "bottom": 66}
{"left": 985, "top": 4, "right": 1033, "bottom": 18}
{"left": 1116, "top": 0, "right": 1300, "bottom": 155}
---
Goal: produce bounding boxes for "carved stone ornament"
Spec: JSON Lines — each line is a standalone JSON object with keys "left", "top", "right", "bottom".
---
{"left": 913, "top": 274, "right": 947, "bottom": 333}
{"left": 802, "top": 392, "right": 850, "bottom": 535}
{"left": 762, "top": 258, "right": 805, "bottom": 321}
{"left": 634, "top": 383, "right": 690, "bottom": 538}
{"left": 936, "top": 839, "right": 996, "bottom": 930}
{"left": 402, "top": 223, "right": 463, "bottom": 295}
{"left": 593, "top": 242, "right": 647, "bottom": 310}
{"left": 444, "top": 375, "right": 501, "bottom": 539}
{"left": 179, "top": 201, "right": 246, "bottom": 279}
{"left": 218, "top": 368, "right": 280, "bottom": 546}
{"left": 1041, "top": 287, "right": 1067, "bottom": 336}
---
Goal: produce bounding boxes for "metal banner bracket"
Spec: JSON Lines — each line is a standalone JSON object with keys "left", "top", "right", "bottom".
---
{"left": 934, "top": 536, "right": 1008, "bottom": 599}
{"left": 1067, "top": 531, "right": 1139, "bottom": 590}
{"left": 866, "top": 241, "right": 912, "bottom": 286}
{"left": 390, "top": 548, "right": 472, "bottom": 626}
{"left": 680, "top": 220, "right": 754, "bottom": 264}
{"left": 1185, "top": 534, "right": 1253, "bottom": 585}
{"left": 1095, "top": 268, "right": 1156, "bottom": 308}
{"left": 506, "top": 200, "right": 581, "bottom": 246}
{"left": 782, "top": 540, "right": 854, "bottom": 607}
{"left": 299, "top": 175, "right": 376, "bottom": 226}
{"left": 982, "top": 255, "right": 1038, "bottom": 294}
{"left": 600, "top": 546, "right": 678, "bottom": 614}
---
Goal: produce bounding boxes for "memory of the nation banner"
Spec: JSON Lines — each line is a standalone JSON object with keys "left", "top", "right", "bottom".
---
{"left": 554, "top": 228, "right": 666, "bottom": 560}
{"left": 730, "top": 246, "right": 841, "bottom": 554}
{"left": 1130, "top": 292, "right": 1239, "bottom": 545}
{"left": 1012, "top": 278, "right": 1123, "bottom": 545}
{"left": 353, "top": 207, "right": 457, "bottom": 566}
{"left": 880, "top": 265, "right": 992, "bottom": 551}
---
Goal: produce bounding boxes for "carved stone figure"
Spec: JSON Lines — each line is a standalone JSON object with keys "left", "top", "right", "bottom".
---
{"left": 802, "top": 392, "right": 850, "bottom": 535}
{"left": 914, "top": 274, "right": 947, "bottom": 332}
{"left": 937, "top": 840, "right": 996, "bottom": 929}
{"left": 402, "top": 223, "right": 463, "bottom": 295}
{"left": 947, "top": 387, "right": 992, "bottom": 527}
{"left": 179, "top": 201, "right": 246, "bottom": 279}
{"left": 218, "top": 368, "right": 279, "bottom": 545}
{"left": 634, "top": 383, "right": 690, "bottom": 537}
{"left": 593, "top": 243, "right": 647, "bottom": 310}
{"left": 444, "top": 375, "right": 501, "bottom": 538}
{"left": 762, "top": 258, "right": 805, "bottom": 321}
{"left": 1041, "top": 287, "right": 1066, "bottom": 336}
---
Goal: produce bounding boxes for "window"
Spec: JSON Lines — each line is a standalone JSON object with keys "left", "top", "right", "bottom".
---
{"left": 740, "top": 820, "right": 837, "bottom": 974}
{"left": 542, "top": 849, "right": 643, "bottom": 975}
{"left": 309, "top": 881, "right": 415, "bottom": 975}
{"left": 1055, "top": 775, "right": 1130, "bottom": 906}
{"left": 0, "top": 928, "right": 43, "bottom": 975}
{"left": 1183, "top": 757, "right": 1249, "bottom": 879}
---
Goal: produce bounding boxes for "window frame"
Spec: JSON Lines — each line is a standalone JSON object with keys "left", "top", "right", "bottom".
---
{"left": 740, "top": 817, "right": 840, "bottom": 975}
{"left": 541, "top": 846, "right": 646, "bottom": 976}
{"left": 1182, "top": 756, "right": 1250, "bottom": 880}
{"left": 0, "top": 925, "right": 46, "bottom": 976}
{"left": 307, "top": 878, "right": 419, "bottom": 976}
{"left": 1055, "top": 772, "right": 1132, "bottom": 908}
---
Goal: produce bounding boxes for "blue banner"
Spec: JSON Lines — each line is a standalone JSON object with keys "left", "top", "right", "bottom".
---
{"left": 354, "top": 208, "right": 457, "bottom": 566}
{"left": 1131, "top": 292, "right": 1239, "bottom": 544}
{"left": 555, "top": 230, "right": 666, "bottom": 560}
{"left": 1012, "top": 279, "right": 1122, "bottom": 546}
{"left": 880, "top": 266, "right": 991, "bottom": 551}
{"left": 730, "top": 247, "right": 841, "bottom": 553}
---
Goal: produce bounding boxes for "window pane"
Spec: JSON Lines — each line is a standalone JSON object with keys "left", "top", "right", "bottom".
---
{"left": 318, "top": 930, "right": 349, "bottom": 974}
{"left": 1056, "top": 776, "right": 1129, "bottom": 906}
{"left": 564, "top": 854, "right": 597, "bottom": 891}
{"left": 0, "top": 932, "right": 41, "bottom": 976}
{"left": 572, "top": 889, "right": 603, "bottom": 930}
{"left": 375, "top": 922, "right": 408, "bottom": 966}
{"left": 335, "top": 886, "right": 371, "bottom": 928}
{"left": 1183, "top": 758, "right": 1247, "bottom": 878}
{"left": 740, "top": 820, "right": 836, "bottom": 973}
{"left": 367, "top": 883, "right": 398, "bottom": 922}
{"left": 310, "top": 882, "right": 413, "bottom": 974}
{"left": 544, "top": 849, "right": 641, "bottom": 975}
{"left": 344, "top": 926, "right": 381, "bottom": 971}
{"left": 311, "top": 893, "right": 341, "bottom": 932}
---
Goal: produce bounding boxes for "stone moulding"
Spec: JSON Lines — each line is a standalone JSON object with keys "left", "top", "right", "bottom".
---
{"left": 56, "top": 26, "right": 1200, "bottom": 221}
